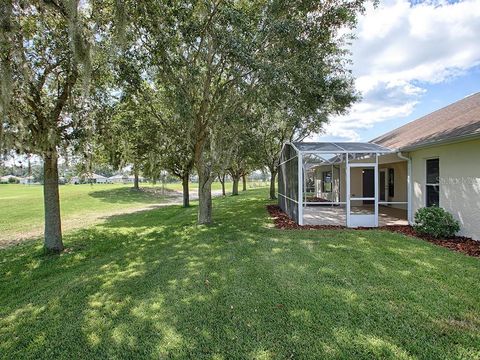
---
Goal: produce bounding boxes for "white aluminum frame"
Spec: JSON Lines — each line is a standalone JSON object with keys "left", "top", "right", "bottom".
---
{"left": 397, "top": 152, "right": 412, "bottom": 224}
{"left": 379, "top": 168, "right": 387, "bottom": 202}
{"left": 346, "top": 158, "right": 379, "bottom": 227}
{"left": 281, "top": 142, "right": 409, "bottom": 228}
{"left": 298, "top": 151, "right": 304, "bottom": 225}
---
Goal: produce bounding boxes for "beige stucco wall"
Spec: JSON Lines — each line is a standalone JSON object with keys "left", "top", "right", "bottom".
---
{"left": 378, "top": 160, "right": 408, "bottom": 208}
{"left": 313, "top": 164, "right": 353, "bottom": 202}
{"left": 348, "top": 167, "right": 363, "bottom": 199}
{"left": 313, "top": 165, "right": 341, "bottom": 202}
{"left": 312, "top": 158, "right": 407, "bottom": 205}
{"left": 410, "top": 138, "right": 480, "bottom": 239}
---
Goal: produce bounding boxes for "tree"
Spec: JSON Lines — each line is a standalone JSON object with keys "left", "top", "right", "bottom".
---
{"left": 101, "top": 94, "right": 157, "bottom": 190}
{"left": 217, "top": 171, "right": 227, "bottom": 196}
{"left": 225, "top": 118, "right": 260, "bottom": 196}
{"left": 131, "top": 1, "right": 257, "bottom": 223}
{"left": 139, "top": 85, "right": 195, "bottom": 208}
{"left": 131, "top": 0, "right": 367, "bottom": 223}
{"left": 254, "top": 90, "right": 356, "bottom": 200}
{"left": 152, "top": 137, "right": 194, "bottom": 208}
{"left": 0, "top": 1, "right": 92, "bottom": 251}
{"left": 0, "top": 0, "right": 117, "bottom": 251}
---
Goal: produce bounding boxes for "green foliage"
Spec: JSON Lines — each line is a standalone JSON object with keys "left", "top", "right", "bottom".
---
{"left": 121, "top": 0, "right": 369, "bottom": 214}
{"left": 413, "top": 207, "right": 461, "bottom": 238}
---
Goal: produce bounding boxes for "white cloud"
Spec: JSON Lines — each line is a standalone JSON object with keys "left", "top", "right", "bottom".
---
{"left": 323, "top": 0, "right": 480, "bottom": 141}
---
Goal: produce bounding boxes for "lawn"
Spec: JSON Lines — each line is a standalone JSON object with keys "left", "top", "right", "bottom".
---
{"left": 0, "top": 181, "right": 266, "bottom": 244}
{"left": 1, "top": 189, "right": 479, "bottom": 359}
{"left": 0, "top": 183, "right": 173, "bottom": 244}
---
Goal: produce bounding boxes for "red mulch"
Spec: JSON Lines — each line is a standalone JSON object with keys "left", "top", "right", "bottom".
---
{"left": 266, "top": 205, "right": 480, "bottom": 258}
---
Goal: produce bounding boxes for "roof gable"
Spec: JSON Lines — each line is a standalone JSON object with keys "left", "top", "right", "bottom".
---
{"left": 371, "top": 92, "right": 480, "bottom": 150}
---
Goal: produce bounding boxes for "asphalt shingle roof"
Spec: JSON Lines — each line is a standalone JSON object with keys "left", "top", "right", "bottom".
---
{"left": 371, "top": 92, "right": 480, "bottom": 150}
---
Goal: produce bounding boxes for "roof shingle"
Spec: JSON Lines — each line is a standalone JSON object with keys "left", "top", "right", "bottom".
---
{"left": 371, "top": 92, "right": 480, "bottom": 150}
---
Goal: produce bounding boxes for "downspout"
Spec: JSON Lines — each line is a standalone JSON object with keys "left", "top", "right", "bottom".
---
{"left": 397, "top": 152, "right": 412, "bottom": 224}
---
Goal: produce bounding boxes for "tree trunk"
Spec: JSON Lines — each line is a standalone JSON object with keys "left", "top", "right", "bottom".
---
{"left": 182, "top": 173, "right": 190, "bottom": 208}
{"left": 242, "top": 174, "right": 247, "bottom": 191}
{"left": 219, "top": 174, "right": 226, "bottom": 196}
{"left": 232, "top": 176, "right": 239, "bottom": 196}
{"left": 28, "top": 156, "right": 32, "bottom": 177}
{"left": 269, "top": 169, "right": 277, "bottom": 200}
{"left": 198, "top": 163, "right": 213, "bottom": 224}
{"left": 43, "top": 151, "right": 63, "bottom": 253}
{"left": 133, "top": 168, "right": 139, "bottom": 190}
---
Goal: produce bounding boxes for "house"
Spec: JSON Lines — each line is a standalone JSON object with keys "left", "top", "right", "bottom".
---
{"left": 0, "top": 175, "right": 18, "bottom": 183}
{"left": 127, "top": 175, "right": 145, "bottom": 183}
{"left": 70, "top": 173, "right": 109, "bottom": 184}
{"left": 372, "top": 92, "right": 480, "bottom": 239}
{"left": 19, "top": 176, "right": 35, "bottom": 185}
{"left": 108, "top": 174, "right": 130, "bottom": 184}
{"left": 278, "top": 92, "right": 480, "bottom": 239}
{"left": 89, "top": 173, "right": 108, "bottom": 184}
{"left": 108, "top": 174, "right": 145, "bottom": 184}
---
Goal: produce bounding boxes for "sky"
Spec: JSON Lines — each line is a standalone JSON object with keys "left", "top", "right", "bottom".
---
{"left": 315, "top": 0, "right": 480, "bottom": 142}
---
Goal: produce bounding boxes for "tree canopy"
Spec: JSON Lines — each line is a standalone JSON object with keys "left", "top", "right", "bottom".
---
{"left": 1, "top": 0, "right": 369, "bottom": 251}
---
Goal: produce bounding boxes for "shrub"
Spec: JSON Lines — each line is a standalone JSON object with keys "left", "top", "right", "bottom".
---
{"left": 413, "top": 207, "right": 460, "bottom": 238}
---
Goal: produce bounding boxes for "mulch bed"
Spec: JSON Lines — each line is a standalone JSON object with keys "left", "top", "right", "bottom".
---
{"left": 266, "top": 205, "right": 480, "bottom": 258}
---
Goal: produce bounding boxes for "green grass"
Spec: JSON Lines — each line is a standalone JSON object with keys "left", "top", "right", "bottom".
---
{"left": 0, "top": 181, "right": 267, "bottom": 243}
{"left": 0, "top": 184, "right": 172, "bottom": 242}
{"left": 1, "top": 188, "right": 479, "bottom": 359}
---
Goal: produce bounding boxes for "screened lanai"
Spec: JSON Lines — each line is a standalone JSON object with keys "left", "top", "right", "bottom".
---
{"left": 278, "top": 142, "right": 411, "bottom": 227}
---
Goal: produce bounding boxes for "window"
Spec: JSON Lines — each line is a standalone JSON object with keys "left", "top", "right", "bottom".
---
{"left": 426, "top": 158, "right": 439, "bottom": 207}
{"left": 388, "top": 168, "right": 395, "bottom": 197}
{"left": 322, "top": 171, "right": 332, "bottom": 192}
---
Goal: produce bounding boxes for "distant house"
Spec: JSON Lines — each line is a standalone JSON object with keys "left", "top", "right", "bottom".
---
{"left": 83, "top": 173, "right": 108, "bottom": 184}
{"left": 278, "top": 92, "right": 480, "bottom": 239}
{"left": 108, "top": 174, "right": 129, "bottom": 184}
{"left": 108, "top": 174, "right": 145, "bottom": 184}
{"left": 19, "top": 176, "right": 35, "bottom": 185}
{"left": 128, "top": 175, "right": 145, "bottom": 183}
{"left": 0, "top": 175, "right": 18, "bottom": 183}
{"left": 70, "top": 173, "right": 108, "bottom": 184}
{"left": 90, "top": 173, "right": 108, "bottom": 184}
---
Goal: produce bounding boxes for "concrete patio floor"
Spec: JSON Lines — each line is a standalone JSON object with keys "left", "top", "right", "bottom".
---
{"left": 303, "top": 205, "right": 408, "bottom": 226}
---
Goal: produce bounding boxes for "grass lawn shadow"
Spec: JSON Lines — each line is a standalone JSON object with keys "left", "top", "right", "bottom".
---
{"left": 87, "top": 186, "right": 178, "bottom": 204}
